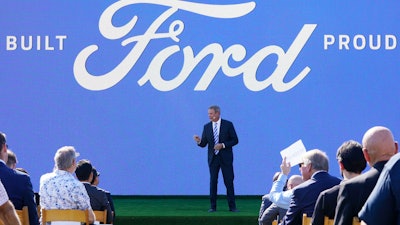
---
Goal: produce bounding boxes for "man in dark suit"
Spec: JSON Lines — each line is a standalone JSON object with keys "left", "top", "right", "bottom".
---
{"left": 75, "top": 159, "right": 113, "bottom": 224}
{"left": 193, "top": 105, "right": 239, "bottom": 212}
{"left": 0, "top": 132, "right": 39, "bottom": 225}
{"left": 281, "top": 149, "right": 341, "bottom": 225}
{"left": 334, "top": 126, "right": 398, "bottom": 225}
{"left": 311, "top": 140, "right": 366, "bottom": 225}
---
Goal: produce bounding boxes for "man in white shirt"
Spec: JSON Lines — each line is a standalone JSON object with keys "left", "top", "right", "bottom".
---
{"left": 268, "top": 158, "right": 303, "bottom": 209}
{"left": 40, "top": 146, "right": 95, "bottom": 224}
{"left": 0, "top": 179, "right": 21, "bottom": 225}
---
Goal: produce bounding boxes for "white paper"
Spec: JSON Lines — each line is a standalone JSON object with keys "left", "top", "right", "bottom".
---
{"left": 51, "top": 222, "right": 81, "bottom": 225}
{"left": 280, "top": 139, "right": 307, "bottom": 167}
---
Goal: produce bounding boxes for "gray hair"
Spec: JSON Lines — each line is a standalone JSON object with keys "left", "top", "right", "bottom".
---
{"left": 302, "top": 149, "right": 329, "bottom": 172}
{"left": 208, "top": 105, "right": 220, "bottom": 113}
{"left": 54, "top": 146, "right": 79, "bottom": 170}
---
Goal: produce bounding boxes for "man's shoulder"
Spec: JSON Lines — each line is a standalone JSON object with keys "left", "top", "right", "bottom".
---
{"left": 85, "top": 184, "right": 105, "bottom": 195}
{"left": 294, "top": 173, "right": 340, "bottom": 193}
{"left": 342, "top": 169, "right": 379, "bottom": 189}
{"left": 221, "top": 119, "right": 233, "bottom": 124}
{"left": 96, "top": 186, "right": 110, "bottom": 194}
{"left": 320, "top": 184, "right": 340, "bottom": 198}
{"left": 0, "top": 166, "right": 31, "bottom": 182}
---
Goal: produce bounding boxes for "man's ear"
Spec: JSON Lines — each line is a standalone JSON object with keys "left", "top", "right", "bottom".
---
{"left": 363, "top": 148, "right": 371, "bottom": 163}
{"left": 338, "top": 161, "right": 345, "bottom": 170}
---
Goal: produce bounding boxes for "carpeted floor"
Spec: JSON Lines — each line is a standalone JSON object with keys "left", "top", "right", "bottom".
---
{"left": 113, "top": 195, "right": 262, "bottom": 225}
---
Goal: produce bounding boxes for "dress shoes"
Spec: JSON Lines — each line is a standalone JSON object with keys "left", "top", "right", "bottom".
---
{"left": 229, "top": 208, "right": 239, "bottom": 212}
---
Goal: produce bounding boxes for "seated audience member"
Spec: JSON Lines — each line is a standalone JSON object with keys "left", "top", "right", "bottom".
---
{"left": 359, "top": 152, "right": 400, "bottom": 225}
{"left": 0, "top": 132, "right": 39, "bottom": 225}
{"left": 6, "top": 149, "right": 17, "bottom": 169}
{"left": 258, "top": 171, "right": 281, "bottom": 224}
{"left": 0, "top": 179, "right": 21, "bottom": 225}
{"left": 281, "top": 149, "right": 341, "bottom": 225}
{"left": 92, "top": 167, "right": 116, "bottom": 222}
{"left": 334, "top": 126, "right": 398, "bottom": 225}
{"left": 15, "top": 168, "right": 28, "bottom": 174}
{"left": 312, "top": 140, "right": 366, "bottom": 225}
{"left": 39, "top": 146, "right": 95, "bottom": 224}
{"left": 75, "top": 160, "right": 113, "bottom": 224}
{"left": 268, "top": 158, "right": 304, "bottom": 210}
{"left": 259, "top": 171, "right": 290, "bottom": 225}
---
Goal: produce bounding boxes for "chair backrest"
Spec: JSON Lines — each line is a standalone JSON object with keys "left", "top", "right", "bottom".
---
{"left": 302, "top": 213, "right": 312, "bottom": 225}
{"left": 352, "top": 217, "right": 361, "bottom": 225}
{"left": 41, "top": 209, "right": 89, "bottom": 225}
{"left": 324, "top": 216, "right": 334, "bottom": 225}
{"left": 0, "top": 206, "right": 29, "bottom": 225}
{"left": 16, "top": 206, "right": 30, "bottom": 225}
{"left": 93, "top": 210, "right": 107, "bottom": 224}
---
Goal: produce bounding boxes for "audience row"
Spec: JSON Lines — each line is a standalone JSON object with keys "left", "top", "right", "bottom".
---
{"left": 1, "top": 126, "right": 398, "bottom": 225}
{"left": 0, "top": 132, "right": 115, "bottom": 225}
{"left": 258, "top": 126, "right": 399, "bottom": 225}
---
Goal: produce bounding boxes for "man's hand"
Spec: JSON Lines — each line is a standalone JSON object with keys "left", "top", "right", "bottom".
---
{"left": 280, "top": 157, "right": 291, "bottom": 175}
{"left": 193, "top": 135, "right": 201, "bottom": 143}
{"left": 214, "top": 143, "right": 223, "bottom": 150}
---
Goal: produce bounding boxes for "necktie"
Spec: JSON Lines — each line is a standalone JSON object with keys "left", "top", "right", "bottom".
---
{"left": 213, "top": 123, "right": 219, "bottom": 155}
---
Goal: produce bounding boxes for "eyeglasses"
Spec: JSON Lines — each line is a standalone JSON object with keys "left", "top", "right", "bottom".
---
{"left": 299, "top": 162, "right": 309, "bottom": 168}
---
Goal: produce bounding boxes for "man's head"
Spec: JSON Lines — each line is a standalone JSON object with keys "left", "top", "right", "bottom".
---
{"left": 287, "top": 175, "right": 303, "bottom": 190}
{"left": 54, "top": 146, "right": 80, "bottom": 172}
{"left": 208, "top": 105, "right": 221, "bottom": 122}
{"left": 75, "top": 159, "right": 93, "bottom": 182}
{"left": 0, "top": 133, "right": 7, "bottom": 162}
{"left": 337, "top": 140, "right": 366, "bottom": 179}
{"left": 362, "top": 126, "right": 398, "bottom": 166}
{"left": 91, "top": 167, "right": 100, "bottom": 186}
{"left": 6, "top": 149, "right": 17, "bottom": 169}
{"left": 299, "top": 149, "right": 329, "bottom": 181}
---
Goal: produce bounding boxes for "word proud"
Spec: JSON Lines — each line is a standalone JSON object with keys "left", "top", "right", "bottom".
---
{"left": 74, "top": 0, "right": 316, "bottom": 92}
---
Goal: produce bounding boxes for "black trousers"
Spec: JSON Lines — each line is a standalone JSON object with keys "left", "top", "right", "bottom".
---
{"left": 209, "top": 154, "right": 236, "bottom": 210}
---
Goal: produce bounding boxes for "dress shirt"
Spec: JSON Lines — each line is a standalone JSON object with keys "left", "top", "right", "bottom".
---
{"left": 269, "top": 174, "right": 292, "bottom": 209}
{"left": 40, "top": 170, "right": 92, "bottom": 210}
{"left": 0, "top": 180, "right": 8, "bottom": 206}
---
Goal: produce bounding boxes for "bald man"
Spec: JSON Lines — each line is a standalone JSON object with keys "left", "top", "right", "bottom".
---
{"left": 334, "top": 126, "right": 398, "bottom": 225}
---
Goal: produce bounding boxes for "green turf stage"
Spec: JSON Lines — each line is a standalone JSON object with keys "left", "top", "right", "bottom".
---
{"left": 113, "top": 195, "right": 262, "bottom": 225}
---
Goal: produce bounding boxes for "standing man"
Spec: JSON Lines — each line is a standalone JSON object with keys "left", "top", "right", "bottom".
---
{"left": 193, "top": 105, "right": 239, "bottom": 212}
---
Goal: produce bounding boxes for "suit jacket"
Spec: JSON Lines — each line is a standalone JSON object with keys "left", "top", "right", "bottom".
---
{"left": 0, "top": 162, "right": 39, "bottom": 225}
{"left": 334, "top": 161, "right": 387, "bottom": 225}
{"left": 83, "top": 183, "right": 113, "bottom": 224}
{"left": 282, "top": 171, "right": 341, "bottom": 225}
{"left": 198, "top": 119, "right": 238, "bottom": 166}
{"left": 312, "top": 184, "right": 340, "bottom": 225}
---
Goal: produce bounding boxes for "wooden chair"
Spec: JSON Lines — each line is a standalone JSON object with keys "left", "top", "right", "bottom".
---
{"left": 16, "top": 206, "right": 29, "bottom": 225}
{"left": 324, "top": 216, "right": 334, "bottom": 225}
{"left": 0, "top": 206, "right": 29, "bottom": 225}
{"left": 93, "top": 209, "right": 107, "bottom": 224}
{"left": 41, "top": 209, "right": 89, "bottom": 225}
{"left": 302, "top": 213, "right": 312, "bottom": 225}
{"left": 352, "top": 217, "right": 361, "bottom": 225}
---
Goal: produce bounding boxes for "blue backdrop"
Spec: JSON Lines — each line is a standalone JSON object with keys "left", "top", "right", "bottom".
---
{"left": 1, "top": 0, "right": 399, "bottom": 195}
